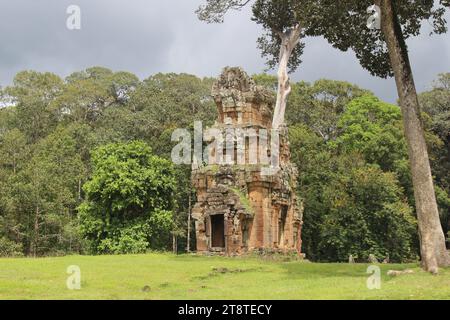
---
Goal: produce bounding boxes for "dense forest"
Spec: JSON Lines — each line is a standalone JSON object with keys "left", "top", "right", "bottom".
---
{"left": 0, "top": 67, "right": 449, "bottom": 262}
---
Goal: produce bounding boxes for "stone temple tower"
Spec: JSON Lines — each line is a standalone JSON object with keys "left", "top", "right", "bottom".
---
{"left": 192, "top": 67, "right": 303, "bottom": 255}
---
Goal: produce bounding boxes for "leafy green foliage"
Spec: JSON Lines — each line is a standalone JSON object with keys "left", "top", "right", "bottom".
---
{"left": 5, "top": 71, "right": 63, "bottom": 142}
{"left": 290, "top": 125, "right": 417, "bottom": 262}
{"left": 198, "top": 1, "right": 449, "bottom": 76}
{"left": 78, "top": 141, "right": 176, "bottom": 254}
{"left": 252, "top": 0, "right": 305, "bottom": 71}
{"left": 306, "top": 1, "right": 448, "bottom": 78}
{"left": 336, "top": 95, "right": 407, "bottom": 171}
{"left": 419, "top": 73, "right": 450, "bottom": 236}
{"left": 196, "top": 0, "right": 252, "bottom": 23}
{"left": 1, "top": 67, "right": 217, "bottom": 256}
{"left": 0, "top": 237, "right": 23, "bottom": 257}
{"left": 318, "top": 165, "right": 417, "bottom": 262}
{"left": 1, "top": 67, "right": 448, "bottom": 261}
{"left": 197, "top": 0, "right": 312, "bottom": 72}
{"left": 287, "top": 79, "right": 370, "bottom": 139}
{"left": 196, "top": 0, "right": 450, "bottom": 265}
{"left": 287, "top": 78, "right": 450, "bottom": 262}
{"left": 0, "top": 125, "right": 85, "bottom": 256}
{"left": 286, "top": 81, "right": 423, "bottom": 262}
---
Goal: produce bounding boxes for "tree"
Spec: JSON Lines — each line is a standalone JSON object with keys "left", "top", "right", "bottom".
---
{"left": 287, "top": 80, "right": 449, "bottom": 260}
{"left": 287, "top": 79, "right": 370, "bottom": 139}
{"left": 420, "top": 73, "right": 450, "bottom": 169}
{"left": 306, "top": 0, "right": 450, "bottom": 272}
{"left": 123, "top": 74, "right": 218, "bottom": 252}
{"left": 0, "top": 126, "right": 84, "bottom": 256}
{"left": 336, "top": 95, "right": 408, "bottom": 173}
{"left": 252, "top": 0, "right": 304, "bottom": 129}
{"left": 419, "top": 73, "right": 450, "bottom": 239}
{"left": 289, "top": 125, "right": 417, "bottom": 262}
{"left": 5, "top": 71, "right": 63, "bottom": 143}
{"left": 198, "top": 0, "right": 450, "bottom": 272}
{"left": 54, "top": 67, "right": 138, "bottom": 124}
{"left": 0, "top": 129, "right": 28, "bottom": 175}
{"left": 198, "top": 0, "right": 308, "bottom": 129}
{"left": 78, "top": 141, "right": 176, "bottom": 254}
{"left": 320, "top": 165, "right": 417, "bottom": 263}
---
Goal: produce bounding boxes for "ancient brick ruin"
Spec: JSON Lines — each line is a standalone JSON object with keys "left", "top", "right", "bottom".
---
{"left": 192, "top": 67, "right": 303, "bottom": 255}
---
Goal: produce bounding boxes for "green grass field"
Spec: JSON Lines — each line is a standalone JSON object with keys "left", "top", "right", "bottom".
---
{"left": 0, "top": 253, "right": 449, "bottom": 300}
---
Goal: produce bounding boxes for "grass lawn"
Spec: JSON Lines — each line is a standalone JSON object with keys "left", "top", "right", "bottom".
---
{"left": 0, "top": 253, "right": 449, "bottom": 300}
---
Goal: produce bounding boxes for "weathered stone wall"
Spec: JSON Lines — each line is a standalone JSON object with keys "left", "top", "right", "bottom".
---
{"left": 192, "top": 67, "right": 303, "bottom": 255}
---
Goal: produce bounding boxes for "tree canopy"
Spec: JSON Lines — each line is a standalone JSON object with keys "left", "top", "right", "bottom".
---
{"left": 0, "top": 68, "right": 448, "bottom": 261}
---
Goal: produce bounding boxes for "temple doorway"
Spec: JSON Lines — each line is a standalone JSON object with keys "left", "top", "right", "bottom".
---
{"left": 211, "top": 214, "right": 225, "bottom": 248}
{"left": 278, "top": 206, "right": 288, "bottom": 247}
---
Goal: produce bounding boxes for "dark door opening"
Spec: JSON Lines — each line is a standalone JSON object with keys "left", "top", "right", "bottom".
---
{"left": 242, "top": 221, "right": 249, "bottom": 248}
{"left": 211, "top": 214, "right": 225, "bottom": 248}
{"left": 278, "top": 206, "right": 288, "bottom": 247}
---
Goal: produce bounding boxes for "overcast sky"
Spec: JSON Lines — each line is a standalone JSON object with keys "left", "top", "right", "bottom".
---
{"left": 0, "top": 0, "right": 449, "bottom": 103}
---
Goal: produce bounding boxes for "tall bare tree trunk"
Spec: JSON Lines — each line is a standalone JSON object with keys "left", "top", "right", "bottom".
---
{"left": 379, "top": 0, "right": 449, "bottom": 273}
{"left": 187, "top": 193, "right": 192, "bottom": 253}
{"left": 78, "top": 179, "right": 82, "bottom": 201}
{"left": 272, "top": 24, "right": 302, "bottom": 130}
{"left": 172, "top": 234, "right": 177, "bottom": 255}
{"left": 33, "top": 206, "right": 40, "bottom": 258}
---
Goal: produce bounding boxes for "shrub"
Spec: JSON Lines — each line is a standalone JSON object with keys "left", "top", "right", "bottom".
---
{"left": 78, "top": 141, "right": 176, "bottom": 254}
{"left": 0, "top": 237, "right": 24, "bottom": 257}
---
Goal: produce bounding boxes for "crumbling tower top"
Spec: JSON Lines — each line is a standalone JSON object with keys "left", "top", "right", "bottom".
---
{"left": 211, "top": 67, "right": 274, "bottom": 128}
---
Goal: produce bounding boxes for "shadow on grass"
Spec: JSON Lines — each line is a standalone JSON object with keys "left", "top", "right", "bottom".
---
{"left": 279, "top": 261, "right": 421, "bottom": 282}
{"left": 165, "top": 253, "right": 421, "bottom": 282}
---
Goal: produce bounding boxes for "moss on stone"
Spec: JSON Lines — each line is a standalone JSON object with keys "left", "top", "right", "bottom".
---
{"left": 229, "top": 187, "right": 254, "bottom": 216}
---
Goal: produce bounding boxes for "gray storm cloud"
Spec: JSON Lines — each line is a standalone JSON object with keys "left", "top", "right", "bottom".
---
{"left": 0, "top": 0, "right": 449, "bottom": 102}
